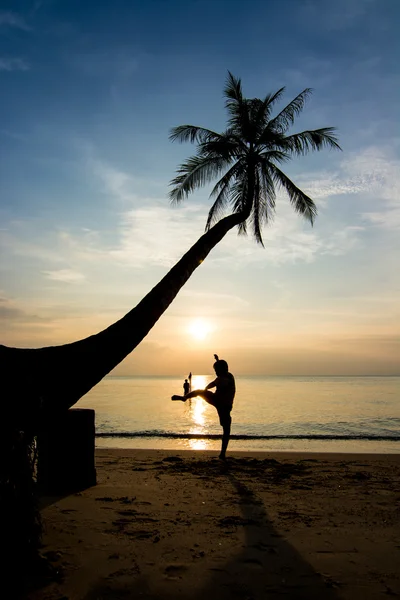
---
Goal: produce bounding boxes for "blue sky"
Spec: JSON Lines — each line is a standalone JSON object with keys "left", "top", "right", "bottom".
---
{"left": 1, "top": 0, "right": 399, "bottom": 376}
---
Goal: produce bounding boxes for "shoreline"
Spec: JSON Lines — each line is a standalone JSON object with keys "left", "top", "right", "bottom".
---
{"left": 96, "top": 447, "right": 400, "bottom": 460}
{"left": 31, "top": 449, "right": 400, "bottom": 599}
{"left": 95, "top": 438, "right": 400, "bottom": 454}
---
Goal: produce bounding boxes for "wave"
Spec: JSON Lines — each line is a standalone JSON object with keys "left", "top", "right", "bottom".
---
{"left": 96, "top": 431, "right": 400, "bottom": 441}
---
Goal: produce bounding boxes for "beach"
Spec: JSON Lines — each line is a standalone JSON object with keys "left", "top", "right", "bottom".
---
{"left": 27, "top": 449, "right": 400, "bottom": 599}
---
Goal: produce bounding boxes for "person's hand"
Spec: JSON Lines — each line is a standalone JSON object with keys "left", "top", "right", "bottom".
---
{"left": 214, "top": 354, "right": 219, "bottom": 361}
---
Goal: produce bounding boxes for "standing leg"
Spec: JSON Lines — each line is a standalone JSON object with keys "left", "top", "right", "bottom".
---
{"left": 219, "top": 413, "right": 232, "bottom": 460}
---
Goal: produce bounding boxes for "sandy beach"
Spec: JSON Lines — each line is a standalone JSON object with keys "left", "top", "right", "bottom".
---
{"left": 28, "top": 449, "right": 400, "bottom": 599}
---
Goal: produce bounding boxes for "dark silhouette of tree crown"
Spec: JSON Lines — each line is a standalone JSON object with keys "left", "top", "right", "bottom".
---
{"left": 169, "top": 72, "right": 341, "bottom": 246}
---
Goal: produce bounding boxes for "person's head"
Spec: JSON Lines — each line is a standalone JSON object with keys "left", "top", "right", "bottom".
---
{"left": 213, "top": 355, "right": 229, "bottom": 376}
{"left": 184, "top": 379, "right": 188, "bottom": 383}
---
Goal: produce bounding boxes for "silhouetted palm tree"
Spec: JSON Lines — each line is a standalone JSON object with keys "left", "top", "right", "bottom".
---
{"left": 2, "top": 72, "right": 341, "bottom": 421}
{"left": 170, "top": 72, "right": 340, "bottom": 245}
{"left": 1, "top": 72, "right": 340, "bottom": 580}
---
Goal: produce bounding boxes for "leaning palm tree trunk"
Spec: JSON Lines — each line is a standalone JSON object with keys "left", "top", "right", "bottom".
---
{"left": 1, "top": 210, "right": 246, "bottom": 587}
{"left": 2, "top": 209, "right": 247, "bottom": 424}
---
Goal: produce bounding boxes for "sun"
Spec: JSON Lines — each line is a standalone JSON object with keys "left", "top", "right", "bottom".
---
{"left": 188, "top": 319, "right": 212, "bottom": 340}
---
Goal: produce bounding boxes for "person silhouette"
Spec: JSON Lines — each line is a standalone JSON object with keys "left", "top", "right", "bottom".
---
{"left": 188, "top": 372, "right": 192, "bottom": 392}
{"left": 172, "top": 354, "right": 235, "bottom": 460}
{"left": 183, "top": 378, "right": 190, "bottom": 395}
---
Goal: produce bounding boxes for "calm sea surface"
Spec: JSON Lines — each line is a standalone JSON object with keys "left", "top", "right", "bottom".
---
{"left": 77, "top": 375, "right": 400, "bottom": 453}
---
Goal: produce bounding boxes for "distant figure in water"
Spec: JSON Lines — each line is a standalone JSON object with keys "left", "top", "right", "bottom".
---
{"left": 188, "top": 372, "right": 192, "bottom": 392}
{"left": 172, "top": 354, "right": 235, "bottom": 460}
{"left": 183, "top": 378, "right": 190, "bottom": 395}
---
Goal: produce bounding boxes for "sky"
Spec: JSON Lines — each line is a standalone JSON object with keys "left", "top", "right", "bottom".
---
{"left": 0, "top": 0, "right": 399, "bottom": 377}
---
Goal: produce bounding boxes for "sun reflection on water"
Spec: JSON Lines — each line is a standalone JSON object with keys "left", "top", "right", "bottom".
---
{"left": 191, "top": 375, "right": 207, "bottom": 391}
{"left": 186, "top": 374, "right": 214, "bottom": 450}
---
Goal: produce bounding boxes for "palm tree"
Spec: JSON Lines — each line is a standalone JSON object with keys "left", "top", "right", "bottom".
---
{"left": 1, "top": 73, "right": 340, "bottom": 580}
{"left": 2, "top": 73, "right": 340, "bottom": 423}
{"left": 170, "top": 72, "right": 340, "bottom": 244}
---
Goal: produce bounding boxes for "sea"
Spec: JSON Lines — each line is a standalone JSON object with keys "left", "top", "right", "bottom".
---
{"left": 77, "top": 375, "right": 400, "bottom": 454}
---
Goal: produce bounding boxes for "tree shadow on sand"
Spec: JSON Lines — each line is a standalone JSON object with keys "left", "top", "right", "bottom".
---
{"left": 83, "top": 457, "right": 339, "bottom": 600}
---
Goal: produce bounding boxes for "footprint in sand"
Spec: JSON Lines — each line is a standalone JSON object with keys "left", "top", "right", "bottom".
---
{"left": 241, "top": 557, "right": 264, "bottom": 569}
{"left": 164, "top": 564, "right": 189, "bottom": 580}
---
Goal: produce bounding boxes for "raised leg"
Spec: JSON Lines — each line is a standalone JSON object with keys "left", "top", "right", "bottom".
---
{"left": 172, "top": 389, "right": 215, "bottom": 403}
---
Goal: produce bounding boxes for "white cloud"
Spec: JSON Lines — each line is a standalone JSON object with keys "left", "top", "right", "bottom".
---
{"left": 298, "top": 146, "right": 400, "bottom": 231}
{"left": 109, "top": 204, "right": 207, "bottom": 268}
{"left": 363, "top": 207, "right": 400, "bottom": 230}
{"left": 0, "top": 57, "right": 29, "bottom": 72}
{"left": 42, "top": 269, "right": 85, "bottom": 283}
{"left": 351, "top": 147, "right": 400, "bottom": 231}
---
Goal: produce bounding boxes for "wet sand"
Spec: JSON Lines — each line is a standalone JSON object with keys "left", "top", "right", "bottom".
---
{"left": 29, "top": 449, "right": 400, "bottom": 599}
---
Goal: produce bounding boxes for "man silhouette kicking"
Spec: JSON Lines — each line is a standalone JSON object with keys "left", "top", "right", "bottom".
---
{"left": 172, "top": 354, "right": 235, "bottom": 460}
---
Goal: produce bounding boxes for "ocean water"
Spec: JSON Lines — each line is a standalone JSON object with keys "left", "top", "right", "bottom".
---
{"left": 77, "top": 375, "right": 400, "bottom": 454}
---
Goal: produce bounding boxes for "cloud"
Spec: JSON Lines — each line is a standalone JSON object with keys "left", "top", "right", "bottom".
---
{"left": 0, "top": 11, "right": 31, "bottom": 31}
{"left": 0, "top": 294, "right": 43, "bottom": 324}
{"left": 351, "top": 147, "right": 400, "bottom": 231}
{"left": 1, "top": 145, "right": 397, "bottom": 284}
{"left": 206, "top": 207, "right": 364, "bottom": 268}
{"left": 42, "top": 269, "right": 86, "bottom": 283}
{"left": 298, "top": 146, "right": 400, "bottom": 231}
{"left": 363, "top": 205, "right": 400, "bottom": 230}
{"left": 85, "top": 154, "right": 366, "bottom": 269}
{"left": 0, "top": 57, "right": 29, "bottom": 72}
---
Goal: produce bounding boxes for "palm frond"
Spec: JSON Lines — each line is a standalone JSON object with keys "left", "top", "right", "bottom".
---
{"left": 206, "top": 161, "right": 244, "bottom": 230}
{"left": 271, "top": 165, "right": 317, "bottom": 224}
{"left": 282, "top": 127, "right": 342, "bottom": 155}
{"left": 224, "top": 71, "right": 244, "bottom": 104}
{"left": 260, "top": 150, "right": 290, "bottom": 164}
{"left": 224, "top": 72, "right": 250, "bottom": 139}
{"left": 230, "top": 177, "right": 248, "bottom": 217}
{"left": 251, "top": 170, "right": 264, "bottom": 245}
{"left": 269, "top": 88, "right": 313, "bottom": 133}
{"left": 256, "top": 126, "right": 287, "bottom": 149}
{"left": 199, "top": 136, "right": 241, "bottom": 161}
{"left": 169, "top": 154, "right": 231, "bottom": 203}
{"left": 255, "top": 87, "right": 286, "bottom": 126}
{"left": 169, "top": 125, "right": 222, "bottom": 144}
{"left": 259, "top": 161, "right": 277, "bottom": 220}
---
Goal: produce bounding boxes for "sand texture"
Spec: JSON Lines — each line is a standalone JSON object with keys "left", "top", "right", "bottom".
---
{"left": 27, "top": 449, "right": 400, "bottom": 599}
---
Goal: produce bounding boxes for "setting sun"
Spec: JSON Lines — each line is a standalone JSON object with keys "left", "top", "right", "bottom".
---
{"left": 188, "top": 319, "right": 212, "bottom": 340}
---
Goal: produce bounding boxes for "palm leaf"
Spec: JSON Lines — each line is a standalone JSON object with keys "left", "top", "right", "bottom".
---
{"left": 169, "top": 155, "right": 231, "bottom": 203}
{"left": 255, "top": 87, "right": 286, "bottom": 126}
{"left": 251, "top": 170, "right": 264, "bottom": 245}
{"left": 224, "top": 72, "right": 251, "bottom": 140}
{"left": 199, "top": 136, "right": 241, "bottom": 161}
{"left": 270, "top": 165, "right": 317, "bottom": 224}
{"left": 282, "top": 127, "right": 341, "bottom": 155}
{"left": 260, "top": 149, "right": 290, "bottom": 164}
{"left": 259, "top": 161, "right": 277, "bottom": 221}
{"left": 206, "top": 161, "right": 244, "bottom": 230}
{"left": 169, "top": 125, "right": 222, "bottom": 144}
{"left": 268, "top": 88, "right": 313, "bottom": 133}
